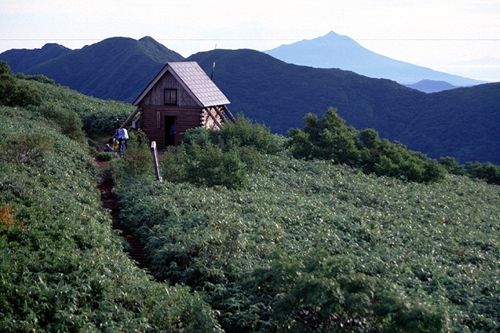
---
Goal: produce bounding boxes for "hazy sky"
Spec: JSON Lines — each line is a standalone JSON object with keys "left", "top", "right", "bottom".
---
{"left": 1, "top": 0, "right": 500, "bottom": 81}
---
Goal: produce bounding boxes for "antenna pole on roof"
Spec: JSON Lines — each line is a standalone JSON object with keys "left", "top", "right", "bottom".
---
{"left": 210, "top": 61, "right": 216, "bottom": 80}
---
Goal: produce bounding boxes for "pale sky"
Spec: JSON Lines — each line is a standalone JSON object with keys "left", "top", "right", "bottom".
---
{"left": 1, "top": 0, "right": 500, "bottom": 81}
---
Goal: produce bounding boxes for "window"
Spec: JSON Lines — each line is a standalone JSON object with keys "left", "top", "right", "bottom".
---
{"left": 164, "top": 88, "right": 177, "bottom": 105}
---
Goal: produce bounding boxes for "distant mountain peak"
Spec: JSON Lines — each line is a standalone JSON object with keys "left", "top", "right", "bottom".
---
{"left": 139, "top": 36, "right": 156, "bottom": 42}
{"left": 41, "top": 43, "right": 70, "bottom": 51}
{"left": 266, "top": 32, "right": 483, "bottom": 86}
{"left": 322, "top": 31, "right": 350, "bottom": 40}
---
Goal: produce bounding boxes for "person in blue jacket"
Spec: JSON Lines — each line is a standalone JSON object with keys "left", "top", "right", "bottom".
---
{"left": 114, "top": 127, "right": 129, "bottom": 156}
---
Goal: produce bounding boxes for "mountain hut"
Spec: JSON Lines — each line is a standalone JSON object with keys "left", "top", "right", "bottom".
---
{"left": 123, "top": 61, "right": 234, "bottom": 148}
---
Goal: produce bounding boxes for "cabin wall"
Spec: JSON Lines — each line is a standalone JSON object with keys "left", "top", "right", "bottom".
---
{"left": 139, "top": 105, "right": 202, "bottom": 148}
{"left": 142, "top": 71, "right": 198, "bottom": 107}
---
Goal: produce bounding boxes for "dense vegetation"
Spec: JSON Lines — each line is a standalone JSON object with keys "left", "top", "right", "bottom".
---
{"left": 288, "top": 108, "right": 445, "bottom": 183}
{"left": 0, "top": 76, "right": 221, "bottom": 332}
{"left": 0, "top": 60, "right": 133, "bottom": 139}
{"left": 114, "top": 120, "right": 499, "bottom": 332}
{"left": 160, "top": 117, "right": 280, "bottom": 189}
{"left": 438, "top": 156, "right": 500, "bottom": 185}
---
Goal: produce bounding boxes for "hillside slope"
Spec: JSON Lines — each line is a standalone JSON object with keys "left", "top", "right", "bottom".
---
{"left": 1, "top": 37, "right": 184, "bottom": 102}
{"left": 116, "top": 146, "right": 500, "bottom": 332}
{"left": 0, "top": 73, "right": 220, "bottom": 332}
{"left": 189, "top": 49, "right": 500, "bottom": 163}
{"left": 266, "top": 31, "right": 484, "bottom": 86}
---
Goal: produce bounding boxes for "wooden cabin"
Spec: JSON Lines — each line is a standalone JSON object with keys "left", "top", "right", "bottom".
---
{"left": 124, "top": 61, "right": 233, "bottom": 148}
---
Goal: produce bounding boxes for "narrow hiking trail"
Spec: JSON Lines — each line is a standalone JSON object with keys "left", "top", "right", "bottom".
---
{"left": 96, "top": 160, "right": 151, "bottom": 271}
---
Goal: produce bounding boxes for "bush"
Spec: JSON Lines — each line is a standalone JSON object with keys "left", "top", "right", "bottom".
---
{"left": 464, "top": 161, "right": 500, "bottom": 185}
{"left": 265, "top": 255, "right": 444, "bottom": 333}
{"left": 16, "top": 73, "right": 56, "bottom": 85}
{"left": 112, "top": 131, "right": 153, "bottom": 179}
{"left": 183, "top": 116, "right": 281, "bottom": 155}
{"left": 161, "top": 119, "right": 275, "bottom": 189}
{"left": 0, "top": 61, "right": 41, "bottom": 108}
{"left": 288, "top": 108, "right": 445, "bottom": 183}
{"left": 162, "top": 142, "right": 249, "bottom": 189}
{"left": 438, "top": 156, "right": 500, "bottom": 184}
{"left": 216, "top": 116, "right": 281, "bottom": 154}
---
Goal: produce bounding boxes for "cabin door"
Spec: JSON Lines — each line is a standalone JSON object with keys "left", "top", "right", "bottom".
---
{"left": 165, "top": 116, "right": 176, "bottom": 146}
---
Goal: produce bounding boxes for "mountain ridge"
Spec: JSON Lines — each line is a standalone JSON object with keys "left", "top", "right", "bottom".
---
{"left": 405, "top": 80, "right": 456, "bottom": 93}
{"left": 189, "top": 48, "right": 499, "bottom": 163}
{"left": 0, "top": 37, "right": 184, "bottom": 101}
{"left": 1, "top": 37, "right": 497, "bottom": 163}
{"left": 0, "top": 43, "right": 72, "bottom": 72}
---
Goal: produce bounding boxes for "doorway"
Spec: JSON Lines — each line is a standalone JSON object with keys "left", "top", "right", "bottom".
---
{"left": 165, "top": 116, "right": 176, "bottom": 146}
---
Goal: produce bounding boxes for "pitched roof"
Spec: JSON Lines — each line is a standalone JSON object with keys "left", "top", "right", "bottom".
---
{"left": 133, "top": 61, "right": 230, "bottom": 107}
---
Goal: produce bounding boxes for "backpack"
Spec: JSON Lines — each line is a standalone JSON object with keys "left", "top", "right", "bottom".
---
{"left": 118, "top": 128, "right": 129, "bottom": 140}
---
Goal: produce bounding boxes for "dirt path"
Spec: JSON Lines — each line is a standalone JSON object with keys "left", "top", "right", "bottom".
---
{"left": 96, "top": 160, "right": 150, "bottom": 271}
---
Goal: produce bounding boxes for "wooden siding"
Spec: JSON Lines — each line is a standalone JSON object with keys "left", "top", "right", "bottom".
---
{"left": 140, "top": 105, "right": 202, "bottom": 148}
{"left": 141, "top": 71, "right": 199, "bottom": 107}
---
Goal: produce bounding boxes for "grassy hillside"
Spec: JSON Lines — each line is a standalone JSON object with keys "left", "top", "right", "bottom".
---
{"left": 0, "top": 74, "right": 221, "bottom": 332}
{"left": 189, "top": 49, "right": 500, "bottom": 164}
{"left": 114, "top": 125, "right": 499, "bottom": 332}
{"left": 20, "top": 75, "right": 135, "bottom": 138}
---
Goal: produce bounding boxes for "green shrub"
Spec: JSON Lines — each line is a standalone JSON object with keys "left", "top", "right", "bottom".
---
{"left": 0, "top": 61, "right": 41, "bottom": 108}
{"left": 83, "top": 111, "right": 128, "bottom": 138}
{"left": 438, "top": 156, "right": 500, "bottom": 184}
{"left": 183, "top": 117, "right": 281, "bottom": 155}
{"left": 438, "top": 156, "right": 464, "bottom": 175}
{"left": 162, "top": 142, "right": 249, "bottom": 189}
{"left": 162, "top": 120, "right": 275, "bottom": 189}
{"left": 464, "top": 161, "right": 500, "bottom": 185}
{"left": 217, "top": 116, "right": 281, "bottom": 154}
{"left": 265, "top": 254, "right": 444, "bottom": 333}
{"left": 288, "top": 108, "right": 445, "bottom": 183}
{"left": 112, "top": 131, "right": 153, "bottom": 179}
{"left": 16, "top": 73, "right": 56, "bottom": 85}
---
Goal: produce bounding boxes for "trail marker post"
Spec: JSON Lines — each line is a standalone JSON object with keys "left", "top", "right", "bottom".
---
{"left": 150, "top": 141, "right": 163, "bottom": 182}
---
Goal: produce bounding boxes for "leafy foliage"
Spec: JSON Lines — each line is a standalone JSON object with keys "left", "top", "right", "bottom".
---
{"left": 0, "top": 61, "right": 41, "bottom": 107}
{"left": 160, "top": 118, "right": 277, "bottom": 189}
{"left": 116, "top": 153, "right": 499, "bottom": 332}
{"left": 288, "top": 108, "right": 445, "bottom": 183}
{"left": 112, "top": 131, "right": 153, "bottom": 180}
{"left": 439, "top": 156, "right": 500, "bottom": 185}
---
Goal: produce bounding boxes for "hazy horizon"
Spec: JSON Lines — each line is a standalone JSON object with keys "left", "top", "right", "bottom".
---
{"left": 1, "top": 0, "right": 500, "bottom": 81}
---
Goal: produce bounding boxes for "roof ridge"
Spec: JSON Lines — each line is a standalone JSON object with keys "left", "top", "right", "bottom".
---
{"left": 133, "top": 61, "right": 230, "bottom": 107}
